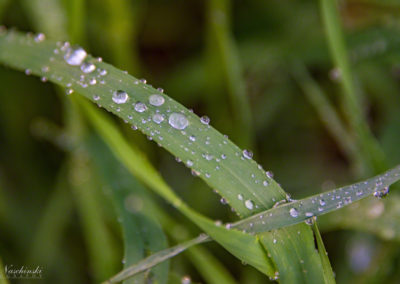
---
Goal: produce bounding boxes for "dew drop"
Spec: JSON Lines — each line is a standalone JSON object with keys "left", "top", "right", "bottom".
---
{"left": 66, "top": 88, "right": 73, "bottom": 95}
{"left": 112, "top": 90, "right": 129, "bottom": 104}
{"left": 93, "top": 94, "right": 100, "bottom": 101}
{"left": 64, "top": 47, "right": 87, "bottom": 66}
{"left": 34, "top": 33, "right": 45, "bottom": 42}
{"left": 245, "top": 200, "right": 254, "bottom": 210}
{"left": 289, "top": 208, "right": 298, "bottom": 218}
{"left": 152, "top": 114, "right": 164, "bottom": 124}
{"left": 181, "top": 276, "right": 191, "bottom": 284}
{"left": 200, "top": 115, "right": 210, "bottom": 125}
{"left": 169, "top": 113, "right": 189, "bottom": 130}
{"left": 374, "top": 186, "right": 389, "bottom": 199}
{"left": 186, "top": 160, "right": 194, "bottom": 167}
{"left": 189, "top": 135, "right": 196, "bottom": 142}
{"left": 80, "top": 62, "right": 96, "bottom": 73}
{"left": 319, "top": 199, "right": 326, "bottom": 206}
{"left": 149, "top": 94, "right": 165, "bottom": 106}
{"left": 220, "top": 198, "right": 228, "bottom": 205}
{"left": 238, "top": 194, "right": 243, "bottom": 200}
{"left": 242, "top": 149, "right": 253, "bottom": 159}
{"left": 25, "top": 69, "right": 32, "bottom": 75}
{"left": 99, "top": 69, "right": 107, "bottom": 76}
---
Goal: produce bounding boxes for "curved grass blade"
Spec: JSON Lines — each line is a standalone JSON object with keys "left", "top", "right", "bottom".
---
{"left": 87, "top": 134, "right": 169, "bottom": 284}
{"left": 108, "top": 163, "right": 400, "bottom": 282}
{"left": 0, "top": 29, "right": 323, "bottom": 281}
{"left": 312, "top": 222, "right": 335, "bottom": 284}
{"left": 103, "top": 234, "right": 210, "bottom": 284}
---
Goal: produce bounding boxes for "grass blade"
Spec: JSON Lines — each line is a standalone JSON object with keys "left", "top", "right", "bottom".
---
{"left": 312, "top": 222, "right": 335, "bottom": 284}
{"left": 87, "top": 134, "right": 169, "bottom": 284}
{"left": 0, "top": 29, "right": 325, "bottom": 281}
{"left": 103, "top": 234, "right": 209, "bottom": 284}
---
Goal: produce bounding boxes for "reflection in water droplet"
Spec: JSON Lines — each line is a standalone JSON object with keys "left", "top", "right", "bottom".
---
{"left": 169, "top": 113, "right": 189, "bottom": 130}
{"left": 112, "top": 90, "right": 129, "bottom": 104}
{"left": 374, "top": 186, "right": 389, "bottom": 199}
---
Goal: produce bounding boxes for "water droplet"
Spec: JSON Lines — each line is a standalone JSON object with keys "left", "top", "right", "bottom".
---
{"left": 181, "top": 276, "right": 191, "bottom": 284}
{"left": 80, "top": 62, "right": 96, "bottom": 73}
{"left": 34, "top": 33, "right": 45, "bottom": 42}
{"left": 186, "top": 160, "right": 194, "bottom": 167}
{"left": 245, "top": 200, "right": 254, "bottom": 210}
{"left": 289, "top": 208, "right": 298, "bottom": 218}
{"left": 149, "top": 94, "right": 165, "bottom": 106}
{"left": 242, "top": 149, "right": 253, "bottom": 159}
{"left": 263, "top": 180, "right": 269, "bottom": 186}
{"left": 99, "top": 69, "right": 107, "bottom": 76}
{"left": 200, "top": 115, "right": 210, "bottom": 125}
{"left": 319, "top": 199, "right": 326, "bottom": 206}
{"left": 220, "top": 198, "right": 228, "bottom": 205}
{"left": 273, "top": 239, "right": 277, "bottom": 244}
{"left": 93, "top": 94, "right": 100, "bottom": 101}
{"left": 25, "top": 69, "right": 32, "bottom": 75}
{"left": 64, "top": 47, "right": 87, "bottom": 66}
{"left": 221, "top": 154, "right": 227, "bottom": 160}
{"left": 152, "top": 114, "right": 164, "bottom": 124}
{"left": 169, "top": 113, "right": 189, "bottom": 130}
{"left": 66, "top": 88, "right": 73, "bottom": 95}
{"left": 266, "top": 171, "right": 274, "bottom": 178}
{"left": 189, "top": 135, "right": 196, "bottom": 142}
{"left": 238, "top": 194, "right": 243, "bottom": 200}
{"left": 112, "top": 90, "right": 129, "bottom": 104}
{"left": 374, "top": 186, "right": 389, "bottom": 199}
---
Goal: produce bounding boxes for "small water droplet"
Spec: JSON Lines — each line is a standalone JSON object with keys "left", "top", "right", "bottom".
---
{"left": 263, "top": 180, "right": 269, "bottom": 186}
{"left": 149, "top": 94, "right": 165, "bottom": 106}
{"left": 99, "top": 69, "right": 107, "bottom": 76}
{"left": 220, "top": 198, "right": 228, "bottom": 205}
{"left": 64, "top": 47, "right": 87, "bottom": 66}
{"left": 189, "top": 135, "right": 196, "bottom": 142}
{"left": 93, "top": 94, "right": 100, "bottom": 101}
{"left": 319, "top": 199, "right": 326, "bottom": 206}
{"left": 66, "top": 88, "right": 73, "bottom": 95}
{"left": 34, "top": 33, "right": 45, "bottom": 42}
{"left": 169, "top": 113, "right": 189, "bottom": 130}
{"left": 200, "top": 115, "right": 210, "bottom": 125}
{"left": 289, "top": 208, "right": 298, "bottom": 218}
{"left": 238, "top": 194, "right": 243, "bottom": 200}
{"left": 242, "top": 149, "right": 253, "bottom": 159}
{"left": 374, "top": 186, "right": 389, "bottom": 199}
{"left": 112, "top": 90, "right": 129, "bottom": 104}
{"left": 25, "top": 69, "right": 32, "bottom": 75}
{"left": 181, "top": 276, "right": 191, "bottom": 284}
{"left": 245, "top": 200, "right": 254, "bottom": 210}
{"left": 152, "top": 114, "right": 164, "bottom": 124}
{"left": 80, "top": 62, "right": 96, "bottom": 73}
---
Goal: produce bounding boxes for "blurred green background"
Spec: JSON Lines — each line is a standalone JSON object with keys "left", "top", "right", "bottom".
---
{"left": 1, "top": 0, "right": 400, "bottom": 283}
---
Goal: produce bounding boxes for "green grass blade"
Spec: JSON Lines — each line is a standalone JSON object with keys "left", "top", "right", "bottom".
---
{"left": 205, "top": 0, "right": 253, "bottom": 147}
{"left": 0, "top": 29, "right": 325, "bottom": 281}
{"left": 104, "top": 234, "right": 209, "bottom": 284}
{"left": 87, "top": 134, "right": 169, "bottom": 284}
{"left": 319, "top": 0, "right": 387, "bottom": 174}
{"left": 312, "top": 222, "right": 335, "bottom": 284}
{"left": 0, "top": 258, "right": 8, "bottom": 284}
{"left": 113, "top": 163, "right": 400, "bottom": 279}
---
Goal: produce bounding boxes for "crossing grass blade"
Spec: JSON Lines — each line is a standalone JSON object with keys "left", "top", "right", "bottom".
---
{"left": 0, "top": 29, "right": 325, "bottom": 282}
{"left": 108, "top": 163, "right": 400, "bottom": 282}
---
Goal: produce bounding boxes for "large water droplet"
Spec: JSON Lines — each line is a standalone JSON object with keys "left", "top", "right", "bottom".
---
{"left": 169, "top": 113, "right": 189, "bottom": 130}
{"left": 289, "top": 208, "right": 298, "bottom": 218}
{"left": 242, "top": 149, "right": 253, "bottom": 159}
{"left": 245, "top": 200, "right": 254, "bottom": 210}
{"left": 149, "top": 94, "right": 165, "bottom": 106}
{"left": 64, "top": 47, "right": 87, "bottom": 66}
{"left": 112, "top": 90, "right": 129, "bottom": 104}
{"left": 134, "top": 102, "right": 147, "bottom": 112}
{"left": 152, "top": 114, "right": 164, "bottom": 124}
{"left": 81, "top": 62, "right": 96, "bottom": 73}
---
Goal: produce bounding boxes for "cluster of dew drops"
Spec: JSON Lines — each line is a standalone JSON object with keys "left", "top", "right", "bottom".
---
{"left": 26, "top": 32, "right": 288, "bottom": 214}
